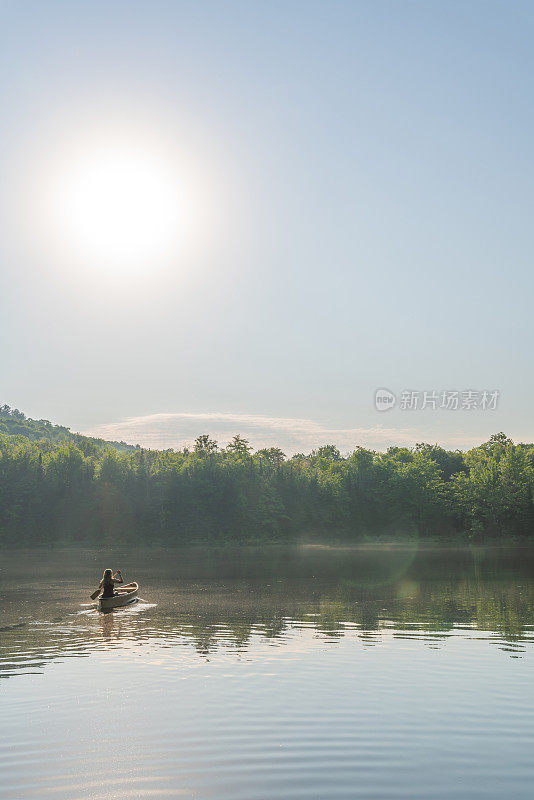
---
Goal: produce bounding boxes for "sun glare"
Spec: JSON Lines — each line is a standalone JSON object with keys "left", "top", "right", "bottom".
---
{"left": 54, "top": 146, "right": 187, "bottom": 272}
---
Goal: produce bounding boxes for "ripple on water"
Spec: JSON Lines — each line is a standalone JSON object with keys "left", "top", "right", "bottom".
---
{"left": 2, "top": 546, "right": 534, "bottom": 799}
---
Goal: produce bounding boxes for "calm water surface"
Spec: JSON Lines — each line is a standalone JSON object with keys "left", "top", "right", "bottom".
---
{"left": 1, "top": 545, "right": 534, "bottom": 799}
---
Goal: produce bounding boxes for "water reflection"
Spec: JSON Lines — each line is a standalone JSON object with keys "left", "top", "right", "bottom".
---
{"left": 1, "top": 545, "right": 534, "bottom": 678}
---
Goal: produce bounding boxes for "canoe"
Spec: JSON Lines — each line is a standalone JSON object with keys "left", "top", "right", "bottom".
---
{"left": 98, "top": 582, "right": 138, "bottom": 611}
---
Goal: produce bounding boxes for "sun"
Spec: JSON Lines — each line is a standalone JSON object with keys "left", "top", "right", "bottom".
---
{"left": 54, "top": 145, "right": 186, "bottom": 272}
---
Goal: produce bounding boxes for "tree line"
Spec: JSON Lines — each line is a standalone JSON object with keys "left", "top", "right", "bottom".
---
{"left": 1, "top": 406, "right": 534, "bottom": 545}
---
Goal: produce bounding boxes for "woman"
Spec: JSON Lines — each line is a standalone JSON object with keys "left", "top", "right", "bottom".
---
{"left": 99, "top": 568, "right": 124, "bottom": 599}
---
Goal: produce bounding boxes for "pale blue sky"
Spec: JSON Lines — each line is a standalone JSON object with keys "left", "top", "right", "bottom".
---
{"left": 1, "top": 1, "right": 533, "bottom": 452}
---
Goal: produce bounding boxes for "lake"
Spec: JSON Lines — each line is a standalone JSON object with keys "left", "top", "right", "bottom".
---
{"left": 1, "top": 544, "right": 534, "bottom": 799}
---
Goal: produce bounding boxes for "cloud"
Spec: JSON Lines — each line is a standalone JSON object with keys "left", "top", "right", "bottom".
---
{"left": 83, "top": 411, "right": 479, "bottom": 454}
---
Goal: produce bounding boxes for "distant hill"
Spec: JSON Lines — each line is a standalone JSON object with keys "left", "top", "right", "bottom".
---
{"left": 0, "top": 404, "right": 136, "bottom": 453}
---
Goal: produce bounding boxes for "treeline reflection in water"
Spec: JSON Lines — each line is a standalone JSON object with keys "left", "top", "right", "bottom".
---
{"left": 1, "top": 544, "right": 534, "bottom": 678}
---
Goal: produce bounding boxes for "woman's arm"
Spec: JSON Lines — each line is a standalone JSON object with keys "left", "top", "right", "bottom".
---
{"left": 113, "top": 571, "right": 124, "bottom": 583}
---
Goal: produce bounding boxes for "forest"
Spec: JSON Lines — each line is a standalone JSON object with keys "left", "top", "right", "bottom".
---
{"left": 1, "top": 405, "right": 534, "bottom": 545}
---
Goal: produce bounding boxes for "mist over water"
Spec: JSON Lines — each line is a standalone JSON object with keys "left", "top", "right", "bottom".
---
{"left": 1, "top": 545, "right": 534, "bottom": 799}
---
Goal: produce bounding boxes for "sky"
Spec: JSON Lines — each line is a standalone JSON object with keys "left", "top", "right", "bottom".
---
{"left": 1, "top": 0, "right": 533, "bottom": 454}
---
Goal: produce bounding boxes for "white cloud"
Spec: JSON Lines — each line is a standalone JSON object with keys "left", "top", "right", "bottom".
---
{"left": 83, "top": 411, "right": 479, "bottom": 454}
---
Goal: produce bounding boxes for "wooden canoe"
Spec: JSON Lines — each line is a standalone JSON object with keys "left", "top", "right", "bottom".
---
{"left": 98, "top": 582, "right": 139, "bottom": 611}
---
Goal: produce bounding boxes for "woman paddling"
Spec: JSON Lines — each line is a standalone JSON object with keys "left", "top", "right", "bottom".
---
{"left": 99, "top": 569, "right": 124, "bottom": 599}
